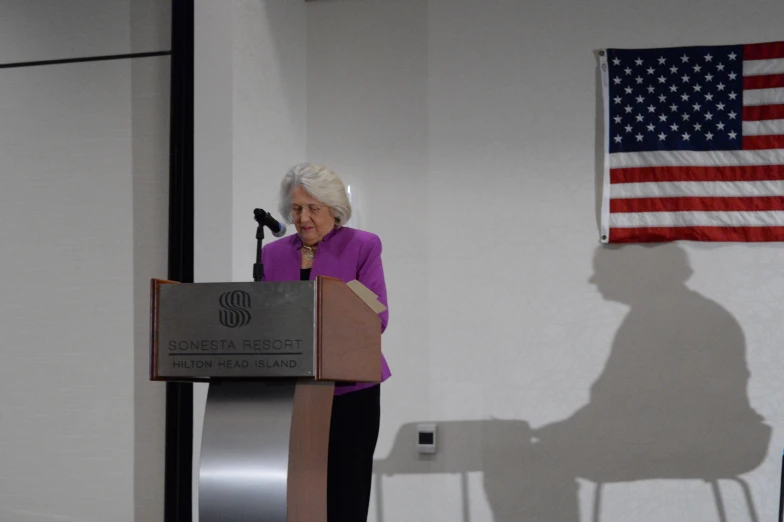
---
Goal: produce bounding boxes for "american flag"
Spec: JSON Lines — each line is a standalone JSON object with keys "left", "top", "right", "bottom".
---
{"left": 600, "top": 41, "right": 784, "bottom": 243}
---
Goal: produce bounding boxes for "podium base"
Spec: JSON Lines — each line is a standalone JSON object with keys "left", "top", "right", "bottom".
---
{"left": 199, "top": 380, "right": 334, "bottom": 522}
{"left": 200, "top": 381, "right": 294, "bottom": 521}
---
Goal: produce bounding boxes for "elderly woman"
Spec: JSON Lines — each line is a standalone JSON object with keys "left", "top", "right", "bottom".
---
{"left": 262, "top": 163, "right": 391, "bottom": 521}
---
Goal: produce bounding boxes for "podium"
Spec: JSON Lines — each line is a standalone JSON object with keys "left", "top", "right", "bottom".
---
{"left": 149, "top": 276, "right": 383, "bottom": 522}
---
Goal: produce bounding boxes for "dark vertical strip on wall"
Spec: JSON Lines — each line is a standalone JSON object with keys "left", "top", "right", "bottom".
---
{"left": 166, "top": 0, "right": 194, "bottom": 521}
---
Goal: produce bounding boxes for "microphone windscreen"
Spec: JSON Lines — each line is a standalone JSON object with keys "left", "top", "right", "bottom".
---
{"left": 272, "top": 222, "right": 287, "bottom": 238}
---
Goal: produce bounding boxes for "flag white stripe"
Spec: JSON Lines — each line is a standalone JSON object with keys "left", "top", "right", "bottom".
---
{"left": 743, "top": 58, "right": 784, "bottom": 76}
{"left": 743, "top": 87, "right": 784, "bottom": 106}
{"left": 610, "top": 149, "right": 783, "bottom": 168}
{"left": 611, "top": 180, "right": 784, "bottom": 199}
{"left": 610, "top": 210, "right": 784, "bottom": 228}
{"left": 742, "top": 119, "right": 784, "bottom": 136}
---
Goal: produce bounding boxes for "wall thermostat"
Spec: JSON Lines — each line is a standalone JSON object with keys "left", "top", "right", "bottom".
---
{"left": 416, "top": 423, "right": 437, "bottom": 454}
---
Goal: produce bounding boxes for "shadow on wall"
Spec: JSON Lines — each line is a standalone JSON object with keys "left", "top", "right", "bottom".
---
{"left": 374, "top": 244, "right": 771, "bottom": 522}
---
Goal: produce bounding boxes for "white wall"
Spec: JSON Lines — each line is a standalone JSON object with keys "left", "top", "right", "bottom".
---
{"left": 195, "top": 0, "right": 784, "bottom": 521}
{"left": 131, "top": 42, "right": 170, "bottom": 522}
{"left": 232, "top": 0, "right": 307, "bottom": 280}
{"left": 0, "top": 0, "right": 170, "bottom": 62}
{"left": 0, "top": 2, "right": 170, "bottom": 521}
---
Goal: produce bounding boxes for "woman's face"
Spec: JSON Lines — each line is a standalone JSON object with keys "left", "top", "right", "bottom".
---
{"left": 290, "top": 186, "right": 336, "bottom": 245}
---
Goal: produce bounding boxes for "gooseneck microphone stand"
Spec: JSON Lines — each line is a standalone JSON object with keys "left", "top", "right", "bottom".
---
{"left": 778, "top": 449, "right": 784, "bottom": 522}
{"left": 253, "top": 209, "right": 266, "bottom": 282}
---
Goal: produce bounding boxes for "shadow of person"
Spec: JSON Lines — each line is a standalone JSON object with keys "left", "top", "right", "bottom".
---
{"left": 375, "top": 244, "right": 770, "bottom": 522}
{"left": 529, "top": 244, "right": 771, "bottom": 520}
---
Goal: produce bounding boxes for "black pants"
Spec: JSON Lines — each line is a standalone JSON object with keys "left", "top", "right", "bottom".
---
{"left": 327, "top": 385, "right": 381, "bottom": 522}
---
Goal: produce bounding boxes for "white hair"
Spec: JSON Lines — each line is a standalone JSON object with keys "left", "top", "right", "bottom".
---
{"left": 278, "top": 163, "right": 352, "bottom": 225}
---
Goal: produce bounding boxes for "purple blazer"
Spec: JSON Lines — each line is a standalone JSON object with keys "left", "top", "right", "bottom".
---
{"left": 261, "top": 226, "right": 391, "bottom": 395}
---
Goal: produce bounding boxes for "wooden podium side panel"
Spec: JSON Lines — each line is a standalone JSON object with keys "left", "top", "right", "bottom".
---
{"left": 317, "top": 277, "right": 381, "bottom": 383}
{"left": 288, "top": 381, "right": 334, "bottom": 522}
{"left": 149, "top": 278, "right": 179, "bottom": 380}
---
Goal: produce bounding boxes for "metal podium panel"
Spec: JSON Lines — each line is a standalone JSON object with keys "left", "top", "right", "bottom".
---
{"left": 157, "top": 281, "right": 316, "bottom": 378}
{"left": 200, "top": 381, "right": 295, "bottom": 522}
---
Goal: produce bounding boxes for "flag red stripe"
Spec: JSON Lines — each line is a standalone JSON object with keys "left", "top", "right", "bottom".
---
{"left": 610, "top": 196, "right": 784, "bottom": 213}
{"left": 742, "top": 134, "right": 784, "bottom": 150}
{"left": 743, "top": 104, "right": 784, "bottom": 121}
{"left": 744, "top": 73, "right": 784, "bottom": 90}
{"left": 609, "top": 226, "right": 784, "bottom": 242}
{"left": 743, "top": 42, "right": 784, "bottom": 61}
{"left": 610, "top": 165, "right": 784, "bottom": 184}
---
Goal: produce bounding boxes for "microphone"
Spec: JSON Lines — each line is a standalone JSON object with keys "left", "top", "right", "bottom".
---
{"left": 254, "top": 208, "right": 287, "bottom": 237}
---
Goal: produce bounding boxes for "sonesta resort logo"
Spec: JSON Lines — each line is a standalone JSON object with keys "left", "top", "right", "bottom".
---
{"left": 218, "top": 290, "right": 252, "bottom": 328}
